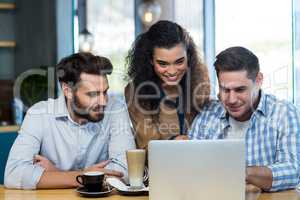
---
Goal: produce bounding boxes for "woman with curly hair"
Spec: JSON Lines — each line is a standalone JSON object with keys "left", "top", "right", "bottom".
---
{"left": 125, "top": 20, "right": 210, "bottom": 149}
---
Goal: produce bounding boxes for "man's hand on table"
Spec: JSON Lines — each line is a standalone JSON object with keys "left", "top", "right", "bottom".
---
{"left": 35, "top": 157, "right": 124, "bottom": 188}
{"left": 34, "top": 155, "right": 123, "bottom": 178}
{"left": 246, "top": 166, "right": 272, "bottom": 191}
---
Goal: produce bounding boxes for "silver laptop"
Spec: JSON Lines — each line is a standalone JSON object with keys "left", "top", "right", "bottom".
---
{"left": 148, "top": 140, "right": 245, "bottom": 200}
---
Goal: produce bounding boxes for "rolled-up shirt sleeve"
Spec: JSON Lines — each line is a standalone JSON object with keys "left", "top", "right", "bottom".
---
{"left": 267, "top": 104, "right": 300, "bottom": 191}
{"left": 104, "top": 98, "right": 136, "bottom": 180}
{"left": 268, "top": 163, "right": 298, "bottom": 191}
{"left": 4, "top": 110, "right": 45, "bottom": 189}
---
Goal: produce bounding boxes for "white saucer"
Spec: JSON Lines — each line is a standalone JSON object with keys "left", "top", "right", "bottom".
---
{"left": 296, "top": 185, "right": 300, "bottom": 194}
{"left": 106, "top": 177, "right": 148, "bottom": 196}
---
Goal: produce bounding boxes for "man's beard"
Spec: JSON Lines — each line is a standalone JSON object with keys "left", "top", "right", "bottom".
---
{"left": 71, "top": 94, "right": 105, "bottom": 122}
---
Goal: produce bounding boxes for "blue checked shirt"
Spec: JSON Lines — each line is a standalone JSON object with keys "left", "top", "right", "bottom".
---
{"left": 189, "top": 91, "right": 300, "bottom": 191}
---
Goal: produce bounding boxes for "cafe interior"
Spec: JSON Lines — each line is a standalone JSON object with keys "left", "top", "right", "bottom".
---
{"left": 0, "top": 0, "right": 300, "bottom": 199}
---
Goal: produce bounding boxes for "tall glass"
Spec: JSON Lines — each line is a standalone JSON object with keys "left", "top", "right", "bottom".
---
{"left": 126, "top": 149, "right": 146, "bottom": 189}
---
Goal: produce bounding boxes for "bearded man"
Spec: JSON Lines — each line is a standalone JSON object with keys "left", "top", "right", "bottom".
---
{"left": 5, "top": 52, "right": 135, "bottom": 189}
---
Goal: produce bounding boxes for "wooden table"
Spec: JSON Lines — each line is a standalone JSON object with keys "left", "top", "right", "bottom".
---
{"left": 0, "top": 125, "right": 19, "bottom": 133}
{"left": 0, "top": 187, "right": 299, "bottom": 200}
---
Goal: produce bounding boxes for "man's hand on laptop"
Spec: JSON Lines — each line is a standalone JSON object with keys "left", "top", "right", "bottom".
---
{"left": 34, "top": 155, "right": 59, "bottom": 171}
{"left": 84, "top": 160, "right": 124, "bottom": 178}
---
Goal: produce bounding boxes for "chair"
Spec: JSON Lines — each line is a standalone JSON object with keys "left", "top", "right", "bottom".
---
{"left": 0, "top": 132, "right": 17, "bottom": 184}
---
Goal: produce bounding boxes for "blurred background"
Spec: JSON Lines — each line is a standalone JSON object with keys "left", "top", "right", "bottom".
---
{"left": 0, "top": 0, "right": 299, "bottom": 126}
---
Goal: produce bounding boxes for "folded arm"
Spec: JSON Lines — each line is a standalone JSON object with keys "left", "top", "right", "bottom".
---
{"left": 5, "top": 111, "right": 123, "bottom": 189}
{"left": 248, "top": 105, "right": 300, "bottom": 192}
{"left": 246, "top": 166, "right": 272, "bottom": 191}
{"left": 4, "top": 113, "right": 45, "bottom": 189}
{"left": 36, "top": 158, "right": 122, "bottom": 189}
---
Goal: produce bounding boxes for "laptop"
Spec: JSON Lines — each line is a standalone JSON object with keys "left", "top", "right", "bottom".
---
{"left": 148, "top": 140, "right": 245, "bottom": 200}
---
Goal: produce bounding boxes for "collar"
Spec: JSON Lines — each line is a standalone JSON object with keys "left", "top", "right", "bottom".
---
{"left": 54, "top": 94, "right": 70, "bottom": 118}
{"left": 218, "top": 104, "right": 227, "bottom": 119}
{"left": 54, "top": 95, "right": 85, "bottom": 126}
{"left": 255, "top": 90, "right": 267, "bottom": 116}
{"left": 53, "top": 94, "right": 103, "bottom": 130}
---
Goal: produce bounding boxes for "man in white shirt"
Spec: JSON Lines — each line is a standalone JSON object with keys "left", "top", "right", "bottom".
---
{"left": 5, "top": 52, "right": 136, "bottom": 189}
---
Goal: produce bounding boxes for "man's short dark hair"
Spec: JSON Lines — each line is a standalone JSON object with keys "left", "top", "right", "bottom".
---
{"left": 56, "top": 52, "right": 113, "bottom": 85}
{"left": 214, "top": 46, "right": 259, "bottom": 80}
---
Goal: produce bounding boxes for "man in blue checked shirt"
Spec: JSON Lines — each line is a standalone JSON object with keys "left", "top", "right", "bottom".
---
{"left": 189, "top": 46, "right": 300, "bottom": 192}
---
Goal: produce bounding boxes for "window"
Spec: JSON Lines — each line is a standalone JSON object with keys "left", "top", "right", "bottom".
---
{"left": 87, "top": 0, "right": 135, "bottom": 93}
{"left": 174, "top": 0, "right": 204, "bottom": 53}
{"left": 215, "top": 0, "right": 293, "bottom": 101}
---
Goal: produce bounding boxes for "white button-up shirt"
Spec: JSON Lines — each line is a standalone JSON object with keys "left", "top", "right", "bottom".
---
{"left": 4, "top": 94, "right": 136, "bottom": 189}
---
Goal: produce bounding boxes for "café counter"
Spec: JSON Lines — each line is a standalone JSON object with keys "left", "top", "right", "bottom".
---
{"left": 0, "top": 186, "right": 299, "bottom": 200}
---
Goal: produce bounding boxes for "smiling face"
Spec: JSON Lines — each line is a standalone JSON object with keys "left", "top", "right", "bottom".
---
{"left": 64, "top": 73, "right": 109, "bottom": 123}
{"left": 152, "top": 43, "right": 188, "bottom": 86}
{"left": 218, "top": 70, "right": 263, "bottom": 121}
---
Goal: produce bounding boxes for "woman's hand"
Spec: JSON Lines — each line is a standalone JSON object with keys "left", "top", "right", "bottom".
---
{"left": 175, "top": 135, "right": 189, "bottom": 140}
